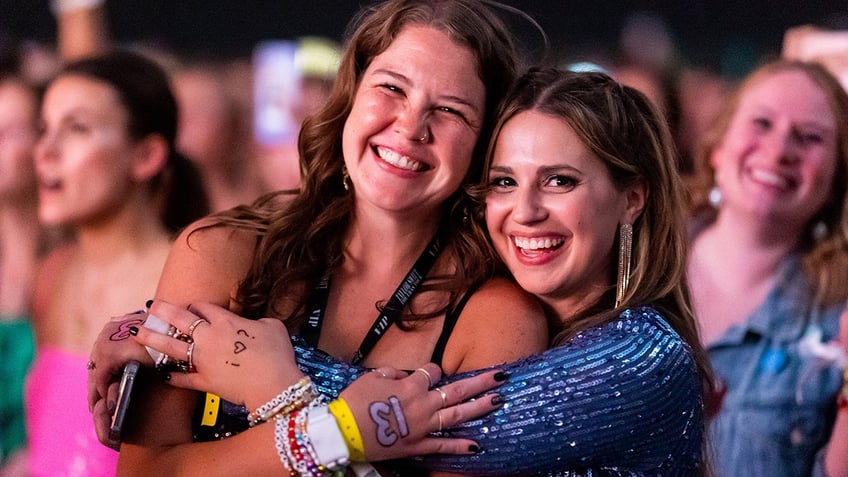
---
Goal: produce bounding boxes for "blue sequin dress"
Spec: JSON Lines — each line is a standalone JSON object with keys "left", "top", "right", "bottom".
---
{"left": 196, "top": 306, "right": 704, "bottom": 476}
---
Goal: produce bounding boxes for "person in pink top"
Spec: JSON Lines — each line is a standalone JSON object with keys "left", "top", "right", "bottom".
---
{"left": 26, "top": 50, "right": 207, "bottom": 476}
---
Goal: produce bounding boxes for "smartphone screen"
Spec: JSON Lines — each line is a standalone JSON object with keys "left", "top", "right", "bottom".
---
{"left": 110, "top": 360, "right": 141, "bottom": 442}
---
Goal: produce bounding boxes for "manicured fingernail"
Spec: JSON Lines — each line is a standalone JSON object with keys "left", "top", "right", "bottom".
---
{"left": 491, "top": 394, "right": 504, "bottom": 406}
{"left": 494, "top": 371, "right": 509, "bottom": 382}
{"left": 129, "top": 326, "right": 139, "bottom": 336}
{"left": 468, "top": 444, "right": 480, "bottom": 453}
{"left": 107, "top": 400, "right": 116, "bottom": 412}
{"left": 145, "top": 299, "right": 153, "bottom": 309}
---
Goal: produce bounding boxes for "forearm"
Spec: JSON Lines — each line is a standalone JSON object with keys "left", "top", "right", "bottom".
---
{"left": 119, "top": 422, "right": 280, "bottom": 477}
{"left": 294, "top": 308, "right": 704, "bottom": 475}
{"left": 53, "top": 0, "right": 110, "bottom": 61}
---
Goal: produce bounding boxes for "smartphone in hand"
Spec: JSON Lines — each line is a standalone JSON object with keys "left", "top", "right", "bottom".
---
{"left": 110, "top": 360, "right": 140, "bottom": 442}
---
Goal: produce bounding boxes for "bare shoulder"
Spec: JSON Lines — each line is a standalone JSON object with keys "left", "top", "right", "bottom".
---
{"left": 442, "top": 276, "right": 549, "bottom": 374}
{"left": 155, "top": 218, "right": 262, "bottom": 306}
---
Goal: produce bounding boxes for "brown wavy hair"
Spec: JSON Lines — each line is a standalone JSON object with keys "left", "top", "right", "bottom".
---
{"left": 210, "top": 0, "right": 526, "bottom": 328}
{"left": 470, "top": 69, "right": 716, "bottom": 472}
{"left": 687, "top": 60, "right": 848, "bottom": 306}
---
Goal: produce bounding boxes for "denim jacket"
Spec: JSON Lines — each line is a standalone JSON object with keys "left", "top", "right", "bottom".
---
{"left": 708, "top": 255, "right": 843, "bottom": 477}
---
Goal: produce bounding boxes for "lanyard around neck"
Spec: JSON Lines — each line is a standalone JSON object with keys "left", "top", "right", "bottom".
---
{"left": 301, "top": 233, "right": 443, "bottom": 365}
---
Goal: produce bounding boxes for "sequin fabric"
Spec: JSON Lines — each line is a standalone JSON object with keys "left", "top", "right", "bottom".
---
{"left": 200, "top": 307, "right": 704, "bottom": 475}
{"left": 297, "top": 306, "right": 704, "bottom": 476}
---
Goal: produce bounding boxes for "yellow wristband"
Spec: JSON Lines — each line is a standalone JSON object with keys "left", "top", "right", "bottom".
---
{"left": 200, "top": 393, "right": 221, "bottom": 426}
{"left": 328, "top": 398, "right": 366, "bottom": 461}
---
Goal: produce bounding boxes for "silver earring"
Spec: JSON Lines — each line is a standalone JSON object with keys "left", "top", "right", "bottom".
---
{"left": 708, "top": 186, "right": 722, "bottom": 209}
{"left": 615, "top": 223, "right": 633, "bottom": 308}
{"left": 342, "top": 166, "right": 351, "bottom": 192}
{"left": 812, "top": 221, "right": 828, "bottom": 241}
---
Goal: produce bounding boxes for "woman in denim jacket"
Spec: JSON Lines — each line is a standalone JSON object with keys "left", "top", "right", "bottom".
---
{"left": 687, "top": 60, "right": 848, "bottom": 477}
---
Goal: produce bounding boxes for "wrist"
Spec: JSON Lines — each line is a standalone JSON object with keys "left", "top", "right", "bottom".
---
{"left": 248, "top": 377, "right": 317, "bottom": 427}
{"left": 50, "top": 0, "right": 105, "bottom": 15}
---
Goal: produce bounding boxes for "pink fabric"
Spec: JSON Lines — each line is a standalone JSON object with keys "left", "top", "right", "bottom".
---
{"left": 25, "top": 347, "right": 118, "bottom": 477}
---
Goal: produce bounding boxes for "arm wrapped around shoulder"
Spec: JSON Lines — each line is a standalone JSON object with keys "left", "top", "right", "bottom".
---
{"left": 418, "top": 306, "right": 705, "bottom": 475}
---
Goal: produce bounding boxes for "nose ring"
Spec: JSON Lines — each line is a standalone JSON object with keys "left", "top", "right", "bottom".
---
{"left": 417, "top": 129, "right": 428, "bottom": 143}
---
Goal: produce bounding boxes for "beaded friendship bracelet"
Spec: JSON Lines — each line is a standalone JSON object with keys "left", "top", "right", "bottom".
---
{"left": 273, "top": 400, "right": 348, "bottom": 476}
{"left": 250, "top": 377, "right": 317, "bottom": 427}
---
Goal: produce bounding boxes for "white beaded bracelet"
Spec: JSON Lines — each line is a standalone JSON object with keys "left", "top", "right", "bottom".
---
{"left": 249, "top": 377, "right": 317, "bottom": 427}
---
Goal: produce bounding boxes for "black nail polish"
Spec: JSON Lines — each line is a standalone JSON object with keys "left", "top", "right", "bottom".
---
{"left": 468, "top": 445, "right": 480, "bottom": 453}
{"left": 491, "top": 394, "right": 504, "bottom": 406}
{"left": 145, "top": 299, "right": 153, "bottom": 309}
{"left": 494, "top": 371, "right": 509, "bottom": 382}
{"left": 129, "top": 326, "right": 139, "bottom": 336}
{"left": 162, "top": 373, "right": 171, "bottom": 381}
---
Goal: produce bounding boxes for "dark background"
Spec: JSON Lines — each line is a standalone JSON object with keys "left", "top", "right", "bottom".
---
{"left": 1, "top": 1, "right": 846, "bottom": 77}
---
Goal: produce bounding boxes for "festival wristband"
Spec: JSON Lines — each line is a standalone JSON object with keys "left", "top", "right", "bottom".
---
{"left": 307, "top": 405, "right": 350, "bottom": 471}
{"left": 327, "top": 398, "right": 366, "bottom": 461}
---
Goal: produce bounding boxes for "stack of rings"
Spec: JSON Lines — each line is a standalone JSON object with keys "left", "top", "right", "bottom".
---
{"left": 434, "top": 387, "right": 448, "bottom": 432}
{"left": 156, "top": 317, "right": 209, "bottom": 374}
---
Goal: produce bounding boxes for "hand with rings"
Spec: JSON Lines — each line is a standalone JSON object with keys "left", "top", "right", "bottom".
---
{"left": 338, "top": 363, "right": 508, "bottom": 462}
{"left": 129, "top": 300, "right": 305, "bottom": 410}
{"left": 86, "top": 309, "right": 155, "bottom": 449}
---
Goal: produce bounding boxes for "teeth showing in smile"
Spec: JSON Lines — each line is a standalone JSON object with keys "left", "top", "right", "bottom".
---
{"left": 513, "top": 236, "right": 564, "bottom": 251}
{"left": 750, "top": 168, "right": 790, "bottom": 189}
{"left": 376, "top": 146, "right": 424, "bottom": 172}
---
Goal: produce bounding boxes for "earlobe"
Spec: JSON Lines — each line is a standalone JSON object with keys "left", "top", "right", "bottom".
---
{"left": 623, "top": 181, "right": 648, "bottom": 224}
{"left": 131, "top": 135, "right": 169, "bottom": 182}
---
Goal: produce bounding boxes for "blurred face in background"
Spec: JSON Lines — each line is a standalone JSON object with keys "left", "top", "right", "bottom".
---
{"left": 711, "top": 69, "right": 838, "bottom": 231}
{"left": 34, "top": 75, "right": 143, "bottom": 227}
{"left": 0, "top": 79, "right": 39, "bottom": 201}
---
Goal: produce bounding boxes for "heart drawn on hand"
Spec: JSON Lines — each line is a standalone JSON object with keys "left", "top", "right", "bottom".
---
{"left": 233, "top": 341, "right": 247, "bottom": 354}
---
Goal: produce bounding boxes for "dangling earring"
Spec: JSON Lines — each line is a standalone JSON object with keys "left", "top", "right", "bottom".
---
{"left": 615, "top": 223, "right": 633, "bottom": 308}
{"left": 342, "top": 166, "right": 351, "bottom": 192}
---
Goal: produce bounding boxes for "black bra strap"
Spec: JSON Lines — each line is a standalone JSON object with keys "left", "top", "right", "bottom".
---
{"left": 430, "top": 284, "right": 481, "bottom": 367}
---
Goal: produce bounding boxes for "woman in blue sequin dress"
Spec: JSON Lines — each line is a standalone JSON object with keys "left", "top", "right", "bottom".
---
{"left": 119, "top": 68, "right": 715, "bottom": 476}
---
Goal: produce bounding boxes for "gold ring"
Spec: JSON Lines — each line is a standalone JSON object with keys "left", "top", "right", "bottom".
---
{"left": 437, "top": 410, "right": 443, "bottom": 432}
{"left": 435, "top": 387, "right": 448, "bottom": 408}
{"left": 86, "top": 360, "right": 96, "bottom": 370}
{"left": 415, "top": 367, "right": 433, "bottom": 388}
{"left": 187, "top": 318, "right": 209, "bottom": 339}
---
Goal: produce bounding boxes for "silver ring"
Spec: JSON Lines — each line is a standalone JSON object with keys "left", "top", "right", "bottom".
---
{"left": 414, "top": 367, "right": 433, "bottom": 388}
{"left": 435, "top": 387, "right": 448, "bottom": 408}
{"left": 187, "top": 318, "right": 209, "bottom": 339}
{"left": 86, "top": 360, "right": 96, "bottom": 371}
{"left": 186, "top": 341, "right": 196, "bottom": 373}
